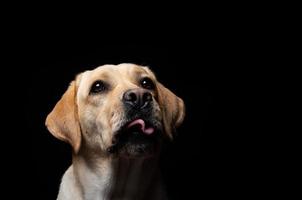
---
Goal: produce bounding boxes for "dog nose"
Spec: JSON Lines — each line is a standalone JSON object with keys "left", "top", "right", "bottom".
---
{"left": 123, "top": 89, "right": 152, "bottom": 108}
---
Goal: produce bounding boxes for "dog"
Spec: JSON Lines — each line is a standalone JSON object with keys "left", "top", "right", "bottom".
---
{"left": 45, "top": 63, "right": 185, "bottom": 200}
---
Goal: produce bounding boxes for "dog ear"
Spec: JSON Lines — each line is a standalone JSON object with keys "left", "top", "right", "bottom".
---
{"left": 157, "top": 83, "right": 185, "bottom": 139}
{"left": 45, "top": 80, "right": 81, "bottom": 153}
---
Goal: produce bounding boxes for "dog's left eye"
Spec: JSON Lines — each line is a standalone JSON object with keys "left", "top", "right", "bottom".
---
{"left": 90, "top": 80, "right": 107, "bottom": 94}
{"left": 140, "top": 77, "right": 155, "bottom": 90}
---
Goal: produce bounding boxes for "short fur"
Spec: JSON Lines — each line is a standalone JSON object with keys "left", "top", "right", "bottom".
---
{"left": 46, "top": 63, "right": 185, "bottom": 200}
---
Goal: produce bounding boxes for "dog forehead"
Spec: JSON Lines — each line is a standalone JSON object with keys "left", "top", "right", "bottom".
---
{"left": 83, "top": 64, "right": 155, "bottom": 82}
{"left": 91, "top": 64, "right": 148, "bottom": 77}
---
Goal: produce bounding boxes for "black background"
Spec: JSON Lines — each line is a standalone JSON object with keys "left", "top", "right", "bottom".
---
{"left": 24, "top": 44, "right": 211, "bottom": 200}
{"left": 1, "top": 6, "right": 301, "bottom": 200}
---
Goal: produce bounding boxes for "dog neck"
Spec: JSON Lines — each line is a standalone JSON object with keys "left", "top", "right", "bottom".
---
{"left": 71, "top": 150, "right": 167, "bottom": 200}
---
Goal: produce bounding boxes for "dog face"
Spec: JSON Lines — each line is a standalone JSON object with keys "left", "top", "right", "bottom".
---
{"left": 46, "top": 64, "right": 185, "bottom": 157}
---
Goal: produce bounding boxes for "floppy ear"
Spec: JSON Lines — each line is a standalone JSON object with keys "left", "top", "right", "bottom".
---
{"left": 157, "top": 83, "right": 185, "bottom": 139}
{"left": 45, "top": 81, "right": 81, "bottom": 153}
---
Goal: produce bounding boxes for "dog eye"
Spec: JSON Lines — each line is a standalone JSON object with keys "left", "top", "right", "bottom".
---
{"left": 140, "top": 77, "right": 155, "bottom": 90}
{"left": 90, "top": 80, "right": 107, "bottom": 94}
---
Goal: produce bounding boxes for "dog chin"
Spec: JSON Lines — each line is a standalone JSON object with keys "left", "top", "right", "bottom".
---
{"left": 107, "top": 118, "right": 161, "bottom": 158}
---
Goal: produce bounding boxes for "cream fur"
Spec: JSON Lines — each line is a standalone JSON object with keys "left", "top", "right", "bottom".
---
{"left": 45, "top": 64, "right": 185, "bottom": 200}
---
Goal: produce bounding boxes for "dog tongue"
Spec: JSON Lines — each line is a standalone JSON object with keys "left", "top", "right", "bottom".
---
{"left": 127, "top": 119, "right": 154, "bottom": 135}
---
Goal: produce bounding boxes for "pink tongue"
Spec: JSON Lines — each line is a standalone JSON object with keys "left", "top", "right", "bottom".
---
{"left": 127, "top": 119, "right": 155, "bottom": 135}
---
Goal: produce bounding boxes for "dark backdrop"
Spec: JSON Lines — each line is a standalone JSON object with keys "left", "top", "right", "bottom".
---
{"left": 23, "top": 44, "right": 211, "bottom": 200}
{"left": 1, "top": 8, "right": 301, "bottom": 200}
{"left": 16, "top": 43, "right": 292, "bottom": 199}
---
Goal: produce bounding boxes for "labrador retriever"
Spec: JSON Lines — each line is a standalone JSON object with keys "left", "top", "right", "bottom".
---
{"left": 46, "top": 63, "right": 185, "bottom": 200}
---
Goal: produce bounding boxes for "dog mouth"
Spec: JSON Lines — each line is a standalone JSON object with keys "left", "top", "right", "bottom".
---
{"left": 107, "top": 118, "right": 161, "bottom": 157}
{"left": 126, "top": 119, "right": 155, "bottom": 135}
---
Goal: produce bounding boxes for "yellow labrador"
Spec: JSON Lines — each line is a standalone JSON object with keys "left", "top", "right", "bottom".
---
{"left": 46, "top": 63, "right": 185, "bottom": 200}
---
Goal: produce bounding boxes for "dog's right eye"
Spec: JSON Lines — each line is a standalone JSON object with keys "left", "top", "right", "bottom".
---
{"left": 90, "top": 80, "right": 107, "bottom": 94}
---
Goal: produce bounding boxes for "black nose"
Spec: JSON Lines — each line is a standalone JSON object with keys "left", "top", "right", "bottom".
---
{"left": 123, "top": 89, "right": 152, "bottom": 108}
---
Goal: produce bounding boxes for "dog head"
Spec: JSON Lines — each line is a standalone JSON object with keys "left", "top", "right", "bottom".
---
{"left": 46, "top": 64, "right": 185, "bottom": 158}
